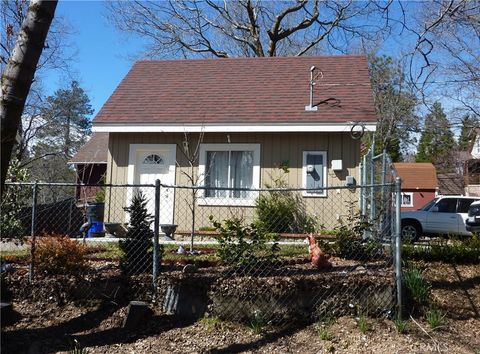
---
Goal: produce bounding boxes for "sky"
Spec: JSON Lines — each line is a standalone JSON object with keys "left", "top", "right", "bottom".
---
{"left": 43, "top": 1, "right": 147, "bottom": 116}
{"left": 40, "top": 1, "right": 467, "bottom": 128}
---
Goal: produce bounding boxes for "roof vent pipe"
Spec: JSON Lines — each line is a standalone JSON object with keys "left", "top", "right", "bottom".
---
{"left": 305, "top": 66, "right": 320, "bottom": 111}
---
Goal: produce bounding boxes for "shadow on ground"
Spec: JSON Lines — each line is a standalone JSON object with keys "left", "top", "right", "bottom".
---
{"left": 1, "top": 302, "right": 195, "bottom": 354}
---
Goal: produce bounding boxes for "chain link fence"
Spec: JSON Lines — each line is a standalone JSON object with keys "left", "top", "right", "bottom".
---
{"left": 1, "top": 162, "right": 402, "bottom": 325}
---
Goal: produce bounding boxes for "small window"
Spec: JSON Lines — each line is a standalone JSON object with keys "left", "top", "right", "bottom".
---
{"left": 302, "top": 151, "right": 327, "bottom": 196}
{"left": 143, "top": 154, "right": 163, "bottom": 165}
{"left": 436, "top": 198, "right": 457, "bottom": 213}
{"left": 401, "top": 192, "right": 414, "bottom": 207}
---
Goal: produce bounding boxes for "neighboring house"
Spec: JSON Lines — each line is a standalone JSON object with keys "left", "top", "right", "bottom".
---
{"left": 69, "top": 133, "right": 108, "bottom": 203}
{"left": 91, "top": 56, "right": 377, "bottom": 230}
{"left": 394, "top": 163, "right": 438, "bottom": 211}
{"left": 437, "top": 173, "right": 465, "bottom": 196}
{"left": 464, "top": 128, "right": 480, "bottom": 196}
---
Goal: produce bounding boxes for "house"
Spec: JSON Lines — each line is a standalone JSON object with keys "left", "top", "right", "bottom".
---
{"left": 69, "top": 132, "right": 108, "bottom": 203}
{"left": 91, "top": 56, "right": 377, "bottom": 230}
{"left": 393, "top": 163, "right": 438, "bottom": 211}
{"left": 437, "top": 173, "right": 465, "bottom": 196}
{"left": 464, "top": 128, "right": 480, "bottom": 196}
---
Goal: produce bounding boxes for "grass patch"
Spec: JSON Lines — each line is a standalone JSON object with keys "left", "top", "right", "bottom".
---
{"left": 85, "top": 243, "right": 122, "bottom": 259}
{"left": 199, "top": 316, "right": 224, "bottom": 331}
{"left": 357, "top": 314, "right": 371, "bottom": 334}
{"left": 314, "top": 318, "right": 334, "bottom": 340}
{"left": 425, "top": 307, "right": 446, "bottom": 330}
{"left": 393, "top": 316, "right": 408, "bottom": 334}
{"left": 404, "top": 265, "right": 430, "bottom": 306}
{"left": 248, "top": 310, "right": 267, "bottom": 334}
{"left": 0, "top": 248, "right": 29, "bottom": 260}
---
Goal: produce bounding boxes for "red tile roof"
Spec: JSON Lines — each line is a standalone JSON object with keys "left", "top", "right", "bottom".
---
{"left": 93, "top": 55, "right": 376, "bottom": 125}
{"left": 69, "top": 133, "right": 108, "bottom": 164}
{"left": 394, "top": 163, "right": 438, "bottom": 190}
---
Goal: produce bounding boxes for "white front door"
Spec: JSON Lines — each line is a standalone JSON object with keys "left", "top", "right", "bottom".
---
{"left": 128, "top": 144, "right": 176, "bottom": 225}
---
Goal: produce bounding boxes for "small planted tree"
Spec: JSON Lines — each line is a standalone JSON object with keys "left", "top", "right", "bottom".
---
{"left": 119, "top": 191, "right": 162, "bottom": 274}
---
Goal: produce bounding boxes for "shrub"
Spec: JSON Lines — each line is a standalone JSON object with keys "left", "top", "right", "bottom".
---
{"left": 35, "top": 234, "right": 87, "bottom": 274}
{"left": 255, "top": 170, "right": 317, "bottom": 234}
{"left": 210, "top": 216, "right": 279, "bottom": 272}
{"left": 333, "top": 214, "right": 383, "bottom": 261}
{"left": 0, "top": 159, "right": 29, "bottom": 240}
{"left": 119, "top": 191, "right": 163, "bottom": 274}
{"left": 402, "top": 235, "right": 480, "bottom": 264}
{"left": 403, "top": 264, "right": 430, "bottom": 307}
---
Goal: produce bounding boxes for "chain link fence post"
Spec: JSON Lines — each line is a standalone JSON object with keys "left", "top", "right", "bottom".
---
{"left": 28, "top": 180, "right": 38, "bottom": 284}
{"left": 153, "top": 179, "right": 161, "bottom": 300}
{"left": 395, "top": 176, "right": 403, "bottom": 318}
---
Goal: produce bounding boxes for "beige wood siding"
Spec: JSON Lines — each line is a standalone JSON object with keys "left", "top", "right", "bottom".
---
{"left": 105, "top": 132, "right": 361, "bottom": 231}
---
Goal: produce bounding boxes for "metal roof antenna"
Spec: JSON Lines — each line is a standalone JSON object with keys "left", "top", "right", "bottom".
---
{"left": 305, "top": 66, "right": 322, "bottom": 111}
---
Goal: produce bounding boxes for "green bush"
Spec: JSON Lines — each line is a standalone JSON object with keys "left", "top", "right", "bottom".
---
{"left": 210, "top": 216, "right": 279, "bottom": 272}
{"left": 255, "top": 171, "right": 316, "bottom": 234}
{"left": 119, "top": 191, "right": 163, "bottom": 274}
{"left": 402, "top": 235, "right": 480, "bottom": 264}
{"left": 333, "top": 215, "right": 383, "bottom": 261}
{"left": 0, "top": 159, "right": 29, "bottom": 240}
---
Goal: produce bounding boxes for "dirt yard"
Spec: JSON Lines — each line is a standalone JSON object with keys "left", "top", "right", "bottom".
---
{"left": 1, "top": 262, "right": 479, "bottom": 354}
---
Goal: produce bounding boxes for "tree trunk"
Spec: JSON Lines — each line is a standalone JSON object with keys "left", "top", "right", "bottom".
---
{"left": 1, "top": 0, "right": 58, "bottom": 196}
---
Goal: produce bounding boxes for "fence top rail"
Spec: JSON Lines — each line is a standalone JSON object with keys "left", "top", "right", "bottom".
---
{"left": 5, "top": 181, "right": 396, "bottom": 191}
{"left": 159, "top": 182, "right": 395, "bottom": 192}
{"left": 4, "top": 182, "right": 156, "bottom": 188}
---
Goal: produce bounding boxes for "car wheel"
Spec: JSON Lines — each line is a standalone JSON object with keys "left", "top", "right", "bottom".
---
{"left": 401, "top": 222, "right": 420, "bottom": 243}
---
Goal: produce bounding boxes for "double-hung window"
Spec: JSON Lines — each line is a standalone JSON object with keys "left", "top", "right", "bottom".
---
{"left": 198, "top": 144, "right": 260, "bottom": 205}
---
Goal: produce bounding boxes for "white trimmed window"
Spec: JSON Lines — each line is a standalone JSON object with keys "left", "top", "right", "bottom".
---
{"left": 401, "top": 192, "right": 414, "bottom": 207}
{"left": 302, "top": 151, "right": 327, "bottom": 197}
{"left": 198, "top": 144, "right": 260, "bottom": 206}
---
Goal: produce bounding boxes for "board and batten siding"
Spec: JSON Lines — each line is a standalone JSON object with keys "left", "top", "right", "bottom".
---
{"left": 104, "top": 132, "right": 361, "bottom": 231}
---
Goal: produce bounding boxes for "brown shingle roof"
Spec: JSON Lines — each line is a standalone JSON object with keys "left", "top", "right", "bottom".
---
{"left": 70, "top": 133, "right": 108, "bottom": 164}
{"left": 93, "top": 55, "right": 376, "bottom": 125}
{"left": 394, "top": 163, "right": 438, "bottom": 189}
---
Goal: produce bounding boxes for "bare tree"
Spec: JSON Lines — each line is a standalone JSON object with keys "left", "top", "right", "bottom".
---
{"left": 1, "top": 0, "right": 73, "bottom": 163}
{"left": 177, "top": 130, "right": 205, "bottom": 252}
{"left": 1, "top": 0, "right": 58, "bottom": 195}
{"left": 404, "top": 0, "right": 480, "bottom": 118}
{"left": 108, "top": 0, "right": 393, "bottom": 58}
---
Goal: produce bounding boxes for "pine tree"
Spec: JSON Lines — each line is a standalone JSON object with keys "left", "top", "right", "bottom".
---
{"left": 458, "top": 114, "right": 478, "bottom": 151}
{"left": 368, "top": 55, "right": 418, "bottom": 162}
{"left": 416, "top": 102, "right": 456, "bottom": 170}
{"left": 119, "top": 190, "right": 161, "bottom": 274}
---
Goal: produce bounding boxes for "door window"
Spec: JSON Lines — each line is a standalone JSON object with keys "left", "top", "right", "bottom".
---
{"left": 436, "top": 198, "right": 457, "bottom": 213}
{"left": 457, "top": 199, "right": 476, "bottom": 213}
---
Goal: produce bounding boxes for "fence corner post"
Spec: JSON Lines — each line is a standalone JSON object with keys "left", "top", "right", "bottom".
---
{"left": 395, "top": 176, "right": 402, "bottom": 318}
{"left": 153, "top": 179, "right": 161, "bottom": 301}
{"left": 29, "top": 180, "right": 38, "bottom": 284}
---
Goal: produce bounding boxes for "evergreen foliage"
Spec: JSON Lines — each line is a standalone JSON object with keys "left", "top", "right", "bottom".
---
{"left": 416, "top": 102, "right": 456, "bottom": 171}
{"left": 458, "top": 114, "right": 478, "bottom": 151}
{"left": 28, "top": 81, "right": 94, "bottom": 183}
{"left": 368, "top": 55, "right": 418, "bottom": 162}
{"left": 0, "top": 159, "right": 30, "bottom": 240}
{"left": 119, "top": 190, "right": 162, "bottom": 274}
